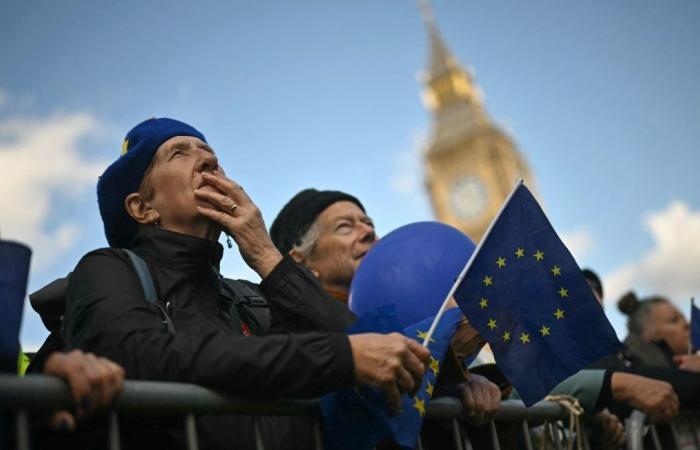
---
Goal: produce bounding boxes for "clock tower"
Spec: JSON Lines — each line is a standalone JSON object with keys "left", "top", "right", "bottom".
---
{"left": 419, "top": 2, "right": 538, "bottom": 243}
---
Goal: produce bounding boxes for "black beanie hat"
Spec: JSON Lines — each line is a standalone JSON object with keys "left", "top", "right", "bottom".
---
{"left": 270, "top": 188, "right": 365, "bottom": 255}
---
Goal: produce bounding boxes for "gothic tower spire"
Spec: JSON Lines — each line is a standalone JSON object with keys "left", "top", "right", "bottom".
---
{"left": 417, "top": 0, "right": 537, "bottom": 242}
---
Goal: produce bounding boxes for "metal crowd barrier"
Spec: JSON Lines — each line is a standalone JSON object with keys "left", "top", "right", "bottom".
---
{"left": 2, "top": 374, "right": 658, "bottom": 450}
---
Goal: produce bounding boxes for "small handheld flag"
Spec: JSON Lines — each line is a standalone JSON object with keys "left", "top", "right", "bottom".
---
{"left": 321, "top": 306, "right": 462, "bottom": 450}
{"left": 0, "top": 240, "right": 32, "bottom": 373}
{"left": 690, "top": 298, "right": 700, "bottom": 353}
{"left": 430, "top": 180, "right": 621, "bottom": 406}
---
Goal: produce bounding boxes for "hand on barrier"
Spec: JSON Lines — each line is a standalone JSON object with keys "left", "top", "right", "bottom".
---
{"left": 673, "top": 354, "right": 700, "bottom": 373}
{"left": 459, "top": 373, "right": 501, "bottom": 425}
{"left": 44, "top": 350, "right": 125, "bottom": 432}
{"left": 348, "top": 332, "right": 431, "bottom": 414}
{"left": 590, "top": 408, "right": 625, "bottom": 450}
{"left": 611, "top": 372, "right": 679, "bottom": 423}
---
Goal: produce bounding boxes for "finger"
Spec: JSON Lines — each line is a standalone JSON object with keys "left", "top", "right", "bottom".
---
{"left": 194, "top": 188, "right": 238, "bottom": 213}
{"left": 202, "top": 172, "right": 249, "bottom": 203}
{"left": 49, "top": 411, "right": 76, "bottom": 433}
{"left": 404, "top": 337, "right": 431, "bottom": 364}
{"left": 80, "top": 353, "right": 105, "bottom": 418}
{"left": 396, "top": 365, "right": 416, "bottom": 395}
{"left": 399, "top": 347, "right": 426, "bottom": 394}
{"left": 51, "top": 352, "right": 92, "bottom": 419}
{"left": 196, "top": 205, "right": 234, "bottom": 229}
{"left": 461, "top": 383, "right": 475, "bottom": 412}
{"left": 382, "top": 384, "right": 402, "bottom": 416}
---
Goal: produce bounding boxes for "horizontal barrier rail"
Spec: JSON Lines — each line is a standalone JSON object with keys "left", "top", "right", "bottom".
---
{"left": 0, "top": 374, "right": 584, "bottom": 450}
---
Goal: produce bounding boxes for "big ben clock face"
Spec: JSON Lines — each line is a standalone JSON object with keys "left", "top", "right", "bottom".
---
{"left": 448, "top": 175, "right": 488, "bottom": 221}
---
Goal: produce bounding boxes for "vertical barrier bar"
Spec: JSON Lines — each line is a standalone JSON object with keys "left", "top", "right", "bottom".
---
{"left": 184, "top": 413, "right": 199, "bottom": 450}
{"left": 253, "top": 417, "right": 265, "bottom": 450}
{"left": 547, "top": 422, "right": 563, "bottom": 450}
{"left": 581, "top": 426, "right": 591, "bottom": 450}
{"left": 14, "top": 410, "right": 30, "bottom": 450}
{"left": 450, "top": 418, "right": 465, "bottom": 450}
{"left": 489, "top": 420, "right": 501, "bottom": 450}
{"left": 415, "top": 436, "right": 424, "bottom": 450}
{"left": 670, "top": 421, "right": 683, "bottom": 450}
{"left": 312, "top": 416, "right": 324, "bottom": 450}
{"left": 521, "top": 420, "right": 533, "bottom": 450}
{"left": 650, "top": 425, "right": 662, "bottom": 450}
{"left": 689, "top": 416, "right": 700, "bottom": 449}
{"left": 108, "top": 411, "right": 121, "bottom": 450}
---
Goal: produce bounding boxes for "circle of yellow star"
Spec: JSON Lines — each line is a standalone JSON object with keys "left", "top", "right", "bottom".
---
{"left": 551, "top": 265, "right": 562, "bottom": 276}
{"left": 558, "top": 287, "right": 569, "bottom": 298}
{"left": 534, "top": 250, "right": 544, "bottom": 261}
{"left": 554, "top": 308, "right": 565, "bottom": 320}
{"left": 487, "top": 318, "right": 498, "bottom": 330}
{"left": 483, "top": 275, "right": 493, "bottom": 286}
{"left": 479, "top": 297, "right": 488, "bottom": 309}
{"left": 426, "top": 380, "right": 434, "bottom": 397}
{"left": 539, "top": 325, "right": 551, "bottom": 336}
{"left": 429, "top": 357, "right": 440, "bottom": 375}
{"left": 515, "top": 247, "right": 525, "bottom": 258}
{"left": 416, "top": 329, "right": 435, "bottom": 344}
{"left": 413, "top": 397, "right": 426, "bottom": 416}
{"left": 502, "top": 331, "right": 511, "bottom": 342}
{"left": 496, "top": 257, "right": 506, "bottom": 268}
{"left": 519, "top": 332, "right": 530, "bottom": 344}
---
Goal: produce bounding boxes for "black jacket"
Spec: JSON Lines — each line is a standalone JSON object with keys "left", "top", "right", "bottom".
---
{"left": 60, "top": 227, "right": 357, "bottom": 450}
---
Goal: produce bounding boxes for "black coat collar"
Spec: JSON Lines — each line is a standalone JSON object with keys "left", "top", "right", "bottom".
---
{"left": 129, "top": 226, "right": 223, "bottom": 273}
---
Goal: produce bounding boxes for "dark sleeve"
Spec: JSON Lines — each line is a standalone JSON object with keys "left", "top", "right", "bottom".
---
{"left": 64, "top": 249, "right": 355, "bottom": 397}
{"left": 259, "top": 254, "right": 357, "bottom": 332}
{"left": 593, "top": 369, "right": 614, "bottom": 412}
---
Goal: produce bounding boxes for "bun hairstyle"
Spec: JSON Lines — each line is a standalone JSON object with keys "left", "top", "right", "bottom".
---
{"left": 618, "top": 291, "right": 669, "bottom": 337}
{"left": 617, "top": 291, "right": 641, "bottom": 316}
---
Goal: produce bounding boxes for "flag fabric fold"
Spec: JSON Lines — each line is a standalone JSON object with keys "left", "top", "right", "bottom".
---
{"left": 321, "top": 306, "right": 462, "bottom": 450}
{"left": 454, "top": 182, "right": 621, "bottom": 406}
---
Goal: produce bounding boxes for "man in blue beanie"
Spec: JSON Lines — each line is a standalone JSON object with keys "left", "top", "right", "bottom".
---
{"left": 55, "top": 118, "right": 432, "bottom": 450}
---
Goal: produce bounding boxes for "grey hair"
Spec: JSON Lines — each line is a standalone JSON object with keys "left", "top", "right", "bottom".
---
{"left": 618, "top": 292, "right": 669, "bottom": 338}
{"left": 291, "top": 220, "right": 320, "bottom": 259}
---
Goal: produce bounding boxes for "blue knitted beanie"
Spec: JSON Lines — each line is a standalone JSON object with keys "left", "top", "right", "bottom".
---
{"left": 97, "top": 117, "right": 207, "bottom": 248}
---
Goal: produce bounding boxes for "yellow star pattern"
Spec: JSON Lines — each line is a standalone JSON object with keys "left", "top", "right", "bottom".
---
{"left": 487, "top": 318, "right": 498, "bottom": 330}
{"left": 540, "top": 325, "right": 551, "bottom": 336}
{"left": 496, "top": 257, "right": 506, "bottom": 268}
{"left": 534, "top": 250, "right": 544, "bottom": 261}
{"left": 515, "top": 247, "right": 525, "bottom": 258}
{"left": 558, "top": 287, "right": 569, "bottom": 298}
{"left": 554, "top": 308, "right": 565, "bottom": 320}
{"left": 519, "top": 332, "right": 531, "bottom": 344}
{"left": 416, "top": 329, "right": 435, "bottom": 344}
{"left": 479, "top": 297, "right": 488, "bottom": 309}
{"left": 551, "top": 265, "right": 562, "bottom": 276}
{"left": 426, "top": 380, "right": 434, "bottom": 397}
{"left": 429, "top": 357, "right": 440, "bottom": 376}
{"left": 483, "top": 276, "right": 493, "bottom": 286}
{"left": 503, "top": 331, "right": 511, "bottom": 342}
{"left": 413, "top": 397, "right": 426, "bottom": 416}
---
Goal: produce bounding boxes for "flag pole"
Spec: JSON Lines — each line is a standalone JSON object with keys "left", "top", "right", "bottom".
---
{"left": 421, "top": 179, "right": 524, "bottom": 347}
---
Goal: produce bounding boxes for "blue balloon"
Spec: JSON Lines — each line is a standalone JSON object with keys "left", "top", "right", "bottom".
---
{"left": 349, "top": 221, "right": 476, "bottom": 328}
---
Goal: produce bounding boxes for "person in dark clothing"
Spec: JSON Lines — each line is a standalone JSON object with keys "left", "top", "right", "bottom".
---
{"left": 58, "top": 118, "right": 430, "bottom": 450}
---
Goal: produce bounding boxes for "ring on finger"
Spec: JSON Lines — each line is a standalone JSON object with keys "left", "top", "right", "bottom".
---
{"left": 228, "top": 201, "right": 238, "bottom": 213}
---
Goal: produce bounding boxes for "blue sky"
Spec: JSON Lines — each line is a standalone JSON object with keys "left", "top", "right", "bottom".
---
{"left": 2, "top": 0, "right": 699, "bottom": 349}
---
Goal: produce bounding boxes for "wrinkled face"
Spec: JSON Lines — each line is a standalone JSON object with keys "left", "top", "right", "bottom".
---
{"left": 304, "top": 201, "right": 377, "bottom": 293}
{"left": 647, "top": 301, "right": 690, "bottom": 355}
{"left": 142, "top": 136, "right": 224, "bottom": 235}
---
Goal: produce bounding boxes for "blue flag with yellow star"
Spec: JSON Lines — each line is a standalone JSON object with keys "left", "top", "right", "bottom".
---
{"left": 454, "top": 182, "right": 621, "bottom": 406}
{"left": 320, "top": 306, "right": 462, "bottom": 450}
{"left": 0, "top": 240, "right": 31, "bottom": 373}
{"left": 690, "top": 299, "right": 700, "bottom": 352}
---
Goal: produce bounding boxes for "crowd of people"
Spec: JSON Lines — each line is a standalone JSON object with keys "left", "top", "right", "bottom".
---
{"left": 5, "top": 117, "right": 700, "bottom": 449}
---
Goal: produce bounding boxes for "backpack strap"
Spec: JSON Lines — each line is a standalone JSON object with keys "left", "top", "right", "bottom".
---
{"left": 219, "top": 278, "right": 271, "bottom": 335}
{"left": 123, "top": 248, "right": 176, "bottom": 336}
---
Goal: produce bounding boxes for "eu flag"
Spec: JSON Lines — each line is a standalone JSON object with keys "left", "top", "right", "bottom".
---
{"left": 0, "top": 240, "right": 32, "bottom": 373}
{"left": 321, "top": 306, "right": 462, "bottom": 450}
{"left": 454, "top": 182, "right": 621, "bottom": 406}
{"left": 690, "top": 299, "right": 700, "bottom": 352}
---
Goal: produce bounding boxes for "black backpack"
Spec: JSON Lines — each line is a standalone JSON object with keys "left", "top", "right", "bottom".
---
{"left": 27, "top": 249, "right": 270, "bottom": 373}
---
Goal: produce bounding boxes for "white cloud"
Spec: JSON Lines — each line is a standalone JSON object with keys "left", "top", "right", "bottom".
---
{"left": 0, "top": 112, "right": 110, "bottom": 268}
{"left": 390, "top": 127, "right": 426, "bottom": 195}
{"left": 560, "top": 226, "right": 595, "bottom": 261}
{"left": 604, "top": 201, "right": 700, "bottom": 305}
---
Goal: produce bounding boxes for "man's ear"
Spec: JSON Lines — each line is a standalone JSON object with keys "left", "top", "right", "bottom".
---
{"left": 125, "top": 192, "right": 159, "bottom": 225}
{"left": 289, "top": 249, "right": 321, "bottom": 278}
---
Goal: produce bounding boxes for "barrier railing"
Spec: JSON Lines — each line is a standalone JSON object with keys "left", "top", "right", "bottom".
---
{"left": 0, "top": 374, "right": 601, "bottom": 450}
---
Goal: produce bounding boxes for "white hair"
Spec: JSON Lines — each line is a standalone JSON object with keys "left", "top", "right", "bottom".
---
{"left": 291, "top": 220, "right": 320, "bottom": 259}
